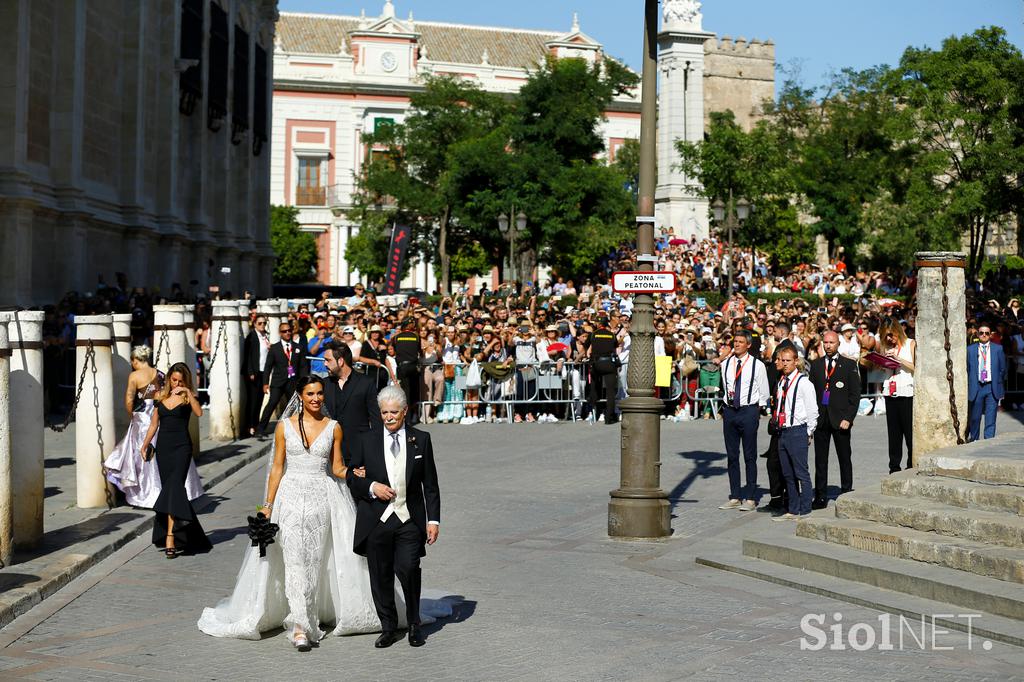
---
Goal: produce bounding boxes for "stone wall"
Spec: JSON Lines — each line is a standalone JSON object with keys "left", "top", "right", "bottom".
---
{"left": 703, "top": 36, "right": 775, "bottom": 132}
{"left": 0, "top": 0, "right": 280, "bottom": 308}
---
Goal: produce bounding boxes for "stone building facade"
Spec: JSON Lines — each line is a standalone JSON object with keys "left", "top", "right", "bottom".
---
{"left": 0, "top": 0, "right": 279, "bottom": 308}
{"left": 272, "top": 1, "right": 774, "bottom": 288}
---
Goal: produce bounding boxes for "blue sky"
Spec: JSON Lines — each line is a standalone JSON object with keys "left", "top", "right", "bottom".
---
{"left": 279, "top": 0, "right": 1023, "bottom": 94}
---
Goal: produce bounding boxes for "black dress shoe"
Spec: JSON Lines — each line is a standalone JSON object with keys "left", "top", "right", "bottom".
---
{"left": 408, "top": 625, "right": 425, "bottom": 647}
{"left": 811, "top": 498, "right": 828, "bottom": 510}
{"left": 375, "top": 631, "right": 401, "bottom": 648}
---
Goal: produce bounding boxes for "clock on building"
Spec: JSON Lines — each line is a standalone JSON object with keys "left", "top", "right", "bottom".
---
{"left": 380, "top": 51, "right": 398, "bottom": 72}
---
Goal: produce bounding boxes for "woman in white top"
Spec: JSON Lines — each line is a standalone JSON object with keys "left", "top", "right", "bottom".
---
{"left": 878, "top": 317, "right": 915, "bottom": 473}
{"left": 837, "top": 324, "right": 861, "bottom": 360}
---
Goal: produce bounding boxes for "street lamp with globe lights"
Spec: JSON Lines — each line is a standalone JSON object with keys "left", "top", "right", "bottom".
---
{"left": 498, "top": 210, "right": 528, "bottom": 284}
{"left": 711, "top": 192, "right": 753, "bottom": 294}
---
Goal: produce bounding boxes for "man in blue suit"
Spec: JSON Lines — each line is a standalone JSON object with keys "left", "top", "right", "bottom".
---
{"left": 967, "top": 325, "right": 1006, "bottom": 441}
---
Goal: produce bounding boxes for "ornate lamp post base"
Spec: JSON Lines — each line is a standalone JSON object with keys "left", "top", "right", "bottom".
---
{"left": 609, "top": 399, "right": 671, "bottom": 539}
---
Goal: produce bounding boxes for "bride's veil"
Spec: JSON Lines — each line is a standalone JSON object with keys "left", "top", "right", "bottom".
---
{"left": 262, "top": 391, "right": 301, "bottom": 498}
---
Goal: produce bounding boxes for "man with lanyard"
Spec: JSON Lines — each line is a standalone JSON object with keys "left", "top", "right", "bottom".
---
{"left": 717, "top": 329, "right": 769, "bottom": 512}
{"left": 391, "top": 320, "right": 422, "bottom": 426}
{"left": 772, "top": 346, "right": 819, "bottom": 520}
{"left": 967, "top": 324, "right": 1006, "bottom": 441}
{"left": 587, "top": 316, "right": 620, "bottom": 425}
{"left": 809, "top": 331, "right": 860, "bottom": 509}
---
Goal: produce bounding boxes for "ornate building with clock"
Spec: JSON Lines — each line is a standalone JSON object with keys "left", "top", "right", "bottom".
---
{"left": 273, "top": 0, "right": 774, "bottom": 289}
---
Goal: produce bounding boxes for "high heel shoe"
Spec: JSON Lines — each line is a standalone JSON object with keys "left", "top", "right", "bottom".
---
{"left": 165, "top": 534, "right": 179, "bottom": 559}
{"left": 293, "top": 633, "right": 311, "bottom": 652}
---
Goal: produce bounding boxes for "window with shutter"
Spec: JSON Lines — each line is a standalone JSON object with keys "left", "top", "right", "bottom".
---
{"left": 207, "top": 2, "right": 229, "bottom": 131}
{"left": 295, "top": 157, "right": 326, "bottom": 205}
{"left": 179, "top": 0, "right": 203, "bottom": 115}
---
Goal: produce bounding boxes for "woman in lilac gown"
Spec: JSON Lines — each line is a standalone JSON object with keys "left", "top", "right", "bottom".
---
{"left": 103, "top": 345, "right": 202, "bottom": 508}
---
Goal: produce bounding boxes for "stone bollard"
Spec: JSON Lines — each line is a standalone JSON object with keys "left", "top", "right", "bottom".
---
{"left": 208, "top": 301, "right": 243, "bottom": 440}
{"left": 152, "top": 304, "right": 187, "bottom": 374}
{"left": 257, "top": 300, "right": 281, "bottom": 343}
{"left": 182, "top": 305, "right": 200, "bottom": 459}
{"left": 913, "top": 251, "right": 968, "bottom": 459}
{"left": 237, "top": 300, "right": 252, "bottom": 338}
{"left": 1, "top": 310, "right": 45, "bottom": 549}
{"left": 0, "top": 324, "right": 12, "bottom": 565}
{"left": 111, "top": 313, "right": 133, "bottom": 433}
{"left": 74, "top": 315, "right": 116, "bottom": 508}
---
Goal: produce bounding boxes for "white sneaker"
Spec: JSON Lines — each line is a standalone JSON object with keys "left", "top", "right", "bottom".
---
{"left": 718, "top": 499, "right": 741, "bottom": 510}
{"left": 549, "top": 415, "right": 559, "bottom": 423}
{"left": 598, "top": 414, "right": 605, "bottom": 422}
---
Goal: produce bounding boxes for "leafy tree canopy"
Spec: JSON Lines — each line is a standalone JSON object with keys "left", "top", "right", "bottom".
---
{"left": 270, "top": 205, "right": 317, "bottom": 283}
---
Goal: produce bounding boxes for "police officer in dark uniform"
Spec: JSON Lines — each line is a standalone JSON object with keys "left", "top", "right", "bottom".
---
{"left": 588, "top": 316, "right": 619, "bottom": 425}
{"left": 391, "top": 320, "right": 422, "bottom": 425}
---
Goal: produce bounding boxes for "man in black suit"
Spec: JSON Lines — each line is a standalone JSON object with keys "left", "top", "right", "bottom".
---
{"left": 323, "top": 343, "right": 383, "bottom": 458}
{"left": 809, "top": 330, "right": 861, "bottom": 509}
{"left": 347, "top": 385, "right": 440, "bottom": 649}
{"left": 257, "top": 321, "right": 308, "bottom": 437}
{"left": 241, "top": 314, "right": 270, "bottom": 437}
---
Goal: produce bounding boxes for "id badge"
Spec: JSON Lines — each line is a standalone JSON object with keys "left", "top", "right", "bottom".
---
{"left": 889, "top": 380, "right": 897, "bottom": 396}
{"left": 778, "top": 413, "right": 786, "bottom": 427}
{"left": 822, "top": 390, "right": 830, "bottom": 406}
{"left": 287, "top": 366, "right": 295, "bottom": 378}
{"left": 981, "top": 370, "right": 988, "bottom": 382}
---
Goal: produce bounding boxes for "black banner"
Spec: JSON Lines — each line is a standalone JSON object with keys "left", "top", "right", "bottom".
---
{"left": 384, "top": 224, "right": 412, "bottom": 295}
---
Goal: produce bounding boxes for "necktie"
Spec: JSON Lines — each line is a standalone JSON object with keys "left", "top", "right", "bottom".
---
{"left": 777, "top": 376, "right": 790, "bottom": 418}
{"left": 732, "top": 358, "right": 742, "bottom": 408}
{"left": 390, "top": 432, "right": 401, "bottom": 458}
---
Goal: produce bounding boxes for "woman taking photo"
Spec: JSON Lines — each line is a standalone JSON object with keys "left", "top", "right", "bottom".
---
{"left": 878, "top": 317, "right": 915, "bottom": 473}
{"left": 140, "top": 362, "right": 212, "bottom": 557}
{"left": 356, "top": 324, "right": 393, "bottom": 391}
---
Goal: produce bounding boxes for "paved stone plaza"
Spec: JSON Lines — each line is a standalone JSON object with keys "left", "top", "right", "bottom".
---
{"left": 3, "top": 415, "right": 1024, "bottom": 680}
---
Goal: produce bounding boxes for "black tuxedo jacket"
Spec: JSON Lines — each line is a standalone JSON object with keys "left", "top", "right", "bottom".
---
{"left": 242, "top": 330, "right": 268, "bottom": 379}
{"left": 809, "top": 354, "right": 861, "bottom": 428}
{"left": 347, "top": 426, "right": 440, "bottom": 558}
{"left": 324, "top": 371, "right": 383, "bottom": 454}
{"left": 262, "top": 339, "right": 307, "bottom": 388}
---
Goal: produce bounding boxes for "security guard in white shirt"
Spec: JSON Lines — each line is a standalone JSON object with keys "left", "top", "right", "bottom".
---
{"left": 772, "top": 346, "right": 819, "bottom": 520}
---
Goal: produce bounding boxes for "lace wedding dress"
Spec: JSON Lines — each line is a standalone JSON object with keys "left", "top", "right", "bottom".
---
{"left": 198, "top": 418, "right": 383, "bottom": 642}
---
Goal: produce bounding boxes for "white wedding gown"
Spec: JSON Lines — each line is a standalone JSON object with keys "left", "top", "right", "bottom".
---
{"left": 198, "top": 418, "right": 451, "bottom": 643}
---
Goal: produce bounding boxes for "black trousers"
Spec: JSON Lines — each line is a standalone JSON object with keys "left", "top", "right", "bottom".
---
{"left": 765, "top": 432, "right": 788, "bottom": 507}
{"left": 590, "top": 360, "right": 618, "bottom": 422}
{"left": 884, "top": 396, "right": 913, "bottom": 473}
{"left": 257, "top": 379, "right": 295, "bottom": 435}
{"left": 366, "top": 514, "right": 424, "bottom": 632}
{"left": 813, "top": 420, "right": 853, "bottom": 498}
{"left": 244, "top": 375, "right": 263, "bottom": 436}
{"left": 397, "top": 362, "right": 420, "bottom": 425}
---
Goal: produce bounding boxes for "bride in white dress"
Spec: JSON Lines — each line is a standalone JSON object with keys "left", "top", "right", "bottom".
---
{"left": 198, "top": 376, "right": 384, "bottom": 650}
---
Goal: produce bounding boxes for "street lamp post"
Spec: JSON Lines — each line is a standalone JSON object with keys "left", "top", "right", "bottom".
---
{"left": 498, "top": 210, "right": 528, "bottom": 284}
{"left": 608, "top": 0, "right": 670, "bottom": 539}
{"left": 711, "top": 191, "right": 751, "bottom": 294}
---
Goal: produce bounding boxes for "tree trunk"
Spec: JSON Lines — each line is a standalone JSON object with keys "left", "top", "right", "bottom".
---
{"left": 438, "top": 206, "right": 451, "bottom": 295}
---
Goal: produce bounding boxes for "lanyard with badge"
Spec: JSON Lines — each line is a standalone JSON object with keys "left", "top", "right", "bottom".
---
{"left": 284, "top": 342, "right": 295, "bottom": 378}
{"left": 980, "top": 344, "right": 988, "bottom": 382}
{"left": 822, "top": 357, "right": 836, "bottom": 405}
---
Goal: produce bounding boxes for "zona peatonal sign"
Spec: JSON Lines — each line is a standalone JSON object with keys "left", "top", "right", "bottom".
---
{"left": 612, "top": 271, "right": 677, "bottom": 293}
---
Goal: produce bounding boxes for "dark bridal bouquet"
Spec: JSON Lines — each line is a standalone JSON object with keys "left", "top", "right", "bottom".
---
{"left": 246, "top": 512, "right": 280, "bottom": 558}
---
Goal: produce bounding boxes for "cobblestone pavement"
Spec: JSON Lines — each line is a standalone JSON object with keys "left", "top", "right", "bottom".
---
{"left": 3, "top": 413, "right": 1024, "bottom": 680}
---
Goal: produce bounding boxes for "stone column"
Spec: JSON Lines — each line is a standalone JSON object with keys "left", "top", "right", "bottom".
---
{"left": 913, "top": 251, "right": 968, "bottom": 459}
{"left": 181, "top": 305, "right": 200, "bottom": 459}
{"left": 258, "top": 299, "right": 282, "bottom": 343}
{"left": 152, "top": 304, "right": 187, "bottom": 374}
{"left": 208, "top": 301, "right": 242, "bottom": 440}
{"left": 74, "top": 315, "right": 116, "bottom": 508}
{"left": 0, "top": 324, "right": 12, "bottom": 565}
{"left": 111, "top": 313, "right": 133, "bottom": 433}
{"left": 1, "top": 310, "right": 44, "bottom": 548}
{"left": 237, "top": 300, "right": 251, "bottom": 338}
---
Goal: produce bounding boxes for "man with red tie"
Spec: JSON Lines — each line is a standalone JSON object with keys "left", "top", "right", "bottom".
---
{"left": 257, "top": 321, "right": 308, "bottom": 438}
{"left": 716, "top": 330, "right": 770, "bottom": 512}
{"left": 809, "top": 331, "right": 861, "bottom": 509}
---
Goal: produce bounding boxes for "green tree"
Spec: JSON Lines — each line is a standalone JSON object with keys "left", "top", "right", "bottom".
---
{"left": 269, "top": 205, "right": 317, "bottom": 283}
{"left": 351, "top": 75, "right": 508, "bottom": 294}
{"left": 343, "top": 209, "right": 392, "bottom": 285}
{"left": 887, "top": 27, "right": 1024, "bottom": 277}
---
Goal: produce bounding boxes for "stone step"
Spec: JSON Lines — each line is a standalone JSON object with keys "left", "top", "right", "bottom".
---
{"left": 694, "top": 533, "right": 1024, "bottom": 646}
{"left": 916, "top": 433, "right": 1024, "bottom": 487}
{"left": 797, "top": 516, "right": 1024, "bottom": 584}
{"left": 881, "top": 469, "right": 1024, "bottom": 516}
{"left": 836, "top": 490, "right": 1024, "bottom": 549}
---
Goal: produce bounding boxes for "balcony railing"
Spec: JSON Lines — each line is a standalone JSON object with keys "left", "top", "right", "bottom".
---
{"left": 294, "top": 186, "right": 326, "bottom": 206}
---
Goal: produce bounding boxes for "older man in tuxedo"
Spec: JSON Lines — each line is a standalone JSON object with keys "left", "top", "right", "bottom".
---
{"left": 968, "top": 324, "right": 1007, "bottom": 441}
{"left": 809, "top": 331, "right": 861, "bottom": 509}
{"left": 347, "top": 385, "right": 440, "bottom": 649}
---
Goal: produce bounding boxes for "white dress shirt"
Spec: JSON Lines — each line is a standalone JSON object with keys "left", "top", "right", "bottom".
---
{"left": 775, "top": 369, "right": 819, "bottom": 435}
{"left": 257, "top": 332, "right": 270, "bottom": 372}
{"left": 721, "top": 353, "right": 770, "bottom": 407}
{"left": 978, "top": 342, "right": 992, "bottom": 382}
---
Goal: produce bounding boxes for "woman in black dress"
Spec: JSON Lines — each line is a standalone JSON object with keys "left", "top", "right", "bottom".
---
{"left": 140, "top": 362, "right": 212, "bottom": 558}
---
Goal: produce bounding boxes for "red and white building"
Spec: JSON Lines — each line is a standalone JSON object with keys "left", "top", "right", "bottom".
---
{"left": 272, "top": 0, "right": 775, "bottom": 289}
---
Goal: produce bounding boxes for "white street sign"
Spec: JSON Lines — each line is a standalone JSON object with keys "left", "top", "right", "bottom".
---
{"left": 612, "top": 271, "right": 676, "bottom": 294}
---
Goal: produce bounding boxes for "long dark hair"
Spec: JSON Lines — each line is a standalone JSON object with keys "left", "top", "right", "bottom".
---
{"left": 294, "top": 375, "right": 326, "bottom": 449}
